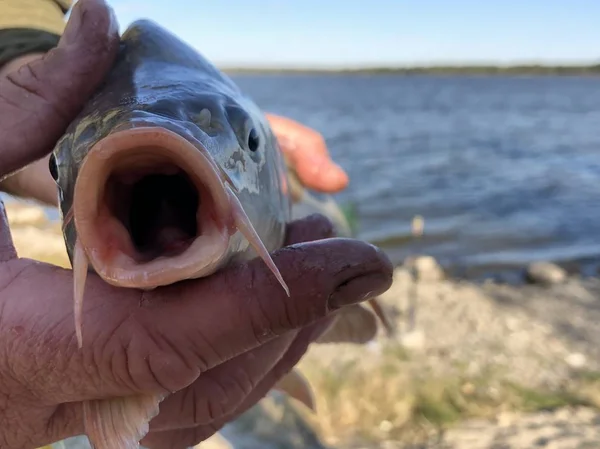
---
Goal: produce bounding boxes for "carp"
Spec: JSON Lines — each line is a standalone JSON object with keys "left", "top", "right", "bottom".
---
{"left": 51, "top": 19, "right": 393, "bottom": 449}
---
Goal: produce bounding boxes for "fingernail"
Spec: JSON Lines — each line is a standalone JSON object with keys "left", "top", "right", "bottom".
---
{"left": 328, "top": 273, "right": 391, "bottom": 309}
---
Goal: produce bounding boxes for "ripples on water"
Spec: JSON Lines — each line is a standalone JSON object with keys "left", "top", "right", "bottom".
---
{"left": 233, "top": 75, "right": 600, "bottom": 278}
{"left": 19, "top": 75, "right": 600, "bottom": 280}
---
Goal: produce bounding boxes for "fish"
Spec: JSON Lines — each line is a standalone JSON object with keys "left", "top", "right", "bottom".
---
{"left": 51, "top": 19, "right": 290, "bottom": 448}
{"left": 50, "top": 19, "right": 393, "bottom": 449}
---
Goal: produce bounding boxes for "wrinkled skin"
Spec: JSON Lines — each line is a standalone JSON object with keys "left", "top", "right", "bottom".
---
{"left": 0, "top": 1, "right": 393, "bottom": 448}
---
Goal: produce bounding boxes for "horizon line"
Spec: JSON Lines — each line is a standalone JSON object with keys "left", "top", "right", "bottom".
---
{"left": 216, "top": 60, "right": 600, "bottom": 71}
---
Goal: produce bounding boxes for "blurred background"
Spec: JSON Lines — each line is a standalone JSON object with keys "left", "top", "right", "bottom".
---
{"left": 98, "top": 0, "right": 600, "bottom": 283}
{"left": 10, "top": 1, "right": 600, "bottom": 448}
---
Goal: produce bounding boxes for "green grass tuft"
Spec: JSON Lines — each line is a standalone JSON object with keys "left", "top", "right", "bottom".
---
{"left": 340, "top": 201, "right": 360, "bottom": 234}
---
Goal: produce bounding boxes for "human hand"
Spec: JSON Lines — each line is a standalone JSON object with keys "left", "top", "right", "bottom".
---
{"left": 0, "top": 210, "right": 391, "bottom": 449}
{"left": 0, "top": 3, "right": 393, "bottom": 448}
{"left": 266, "top": 113, "right": 350, "bottom": 194}
{"left": 0, "top": 0, "right": 118, "bottom": 194}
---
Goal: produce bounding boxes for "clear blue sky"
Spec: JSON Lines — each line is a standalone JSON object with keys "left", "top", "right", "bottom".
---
{"left": 104, "top": 0, "right": 600, "bottom": 68}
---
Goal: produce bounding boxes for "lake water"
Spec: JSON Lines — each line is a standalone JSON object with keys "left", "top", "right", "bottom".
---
{"left": 232, "top": 74, "right": 600, "bottom": 280}
{"left": 17, "top": 74, "right": 600, "bottom": 281}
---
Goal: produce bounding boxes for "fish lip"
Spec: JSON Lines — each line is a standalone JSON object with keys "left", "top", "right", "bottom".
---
{"left": 73, "top": 126, "right": 234, "bottom": 289}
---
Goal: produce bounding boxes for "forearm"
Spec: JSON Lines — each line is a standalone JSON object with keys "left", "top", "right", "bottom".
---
{"left": 0, "top": 153, "right": 58, "bottom": 207}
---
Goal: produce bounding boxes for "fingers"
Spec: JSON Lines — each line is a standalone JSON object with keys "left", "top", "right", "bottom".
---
{"left": 0, "top": 0, "right": 118, "bottom": 259}
{"left": 2, "top": 222, "right": 392, "bottom": 406}
{"left": 284, "top": 213, "right": 333, "bottom": 245}
{"left": 141, "top": 321, "right": 330, "bottom": 449}
{"left": 0, "top": 0, "right": 119, "bottom": 179}
{"left": 148, "top": 332, "right": 297, "bottom": 431}
{"left": 132, "top": 237, "right": 393, "bottom": 389}
{"left": 149, "top": 316, "right": 332, "bottom": 434}
{"left": 232, "top": 318, "right": 333, "bottom": 413}
{"left": 81, "top": 236, "right": 391, "bottom": 401}
{"left": 0, "top": 154, "right": 60, "bottom": 207}
{"left": 266, "top": 113, "right": 349, "bottom": 194}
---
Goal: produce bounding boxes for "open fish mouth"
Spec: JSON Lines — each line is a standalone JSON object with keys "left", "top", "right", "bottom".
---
{"left": 72, "top": 126, "right": 235, "bottom": 288}
{"left": 69, "top": 126, "right": 289, "bottom": 346}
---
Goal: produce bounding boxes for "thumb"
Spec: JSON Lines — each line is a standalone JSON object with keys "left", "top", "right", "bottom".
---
{"left": 2, "top": 236, "right": 393, "bottom": 405}
{"left": 0, "top": 0, "right": 119, "bottom": 180}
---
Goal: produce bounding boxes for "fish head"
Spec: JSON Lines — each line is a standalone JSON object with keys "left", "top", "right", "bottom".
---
{"left": 50, "top": 20, "right": 291, "bottom": 291}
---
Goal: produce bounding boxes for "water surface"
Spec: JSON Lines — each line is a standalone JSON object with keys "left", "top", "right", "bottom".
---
{"left": 232, "top": 74, "right": 600, "bottom": 279}
{"left": 18, "top": 74, "right": 600, "bottom": 280}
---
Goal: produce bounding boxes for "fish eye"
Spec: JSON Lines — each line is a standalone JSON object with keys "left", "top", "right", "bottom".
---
{"left": 49, "top": 154, "right": 58, "bottom": 181}
{"left": 247, "top": 128, "right": 259, "bottom": 152}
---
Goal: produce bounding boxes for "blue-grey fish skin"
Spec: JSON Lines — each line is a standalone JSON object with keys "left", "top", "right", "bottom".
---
{"left": 51, "top": 19, "right": 290, "bottom": 268}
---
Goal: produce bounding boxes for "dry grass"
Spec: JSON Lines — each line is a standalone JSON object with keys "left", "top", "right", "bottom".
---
{"left": 572, "top": 371, "right": 600, "bottom": 409}
{"left": 296, "top": 343, "right": 600, "bottom": 447}
{"left": 11, "top": 226, "right": 70, "bottom": 267}
{"left": 4, "top": 202, "right": 71, "bottom": 268}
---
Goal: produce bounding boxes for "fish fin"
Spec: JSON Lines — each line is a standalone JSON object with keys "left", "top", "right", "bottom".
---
{"left": 367, "top": 298, "right": 396, "bottom": 338}
{"left": 73, "top": 239, "right": 89, "bottom": 348}
{"left": 226, "top": 185, "right": 290, "bottom": 296}
{"left": 83, "top": 394, "right": 161, "bottom": 449}
{"left": 274, "top": 369, "right": 316, "bottom": 412}
{"left": 316, "top": 304, "right": 378, "bottom": 344}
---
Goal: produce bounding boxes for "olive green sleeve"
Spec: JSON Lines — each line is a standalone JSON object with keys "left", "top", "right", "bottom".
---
{"left": 0, "top": 0, "right": 72, "bottom": 67}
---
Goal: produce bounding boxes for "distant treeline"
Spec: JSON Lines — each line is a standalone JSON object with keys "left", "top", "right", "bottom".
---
{"left": 222, "top": 64, "right": 600, "bottom": 76}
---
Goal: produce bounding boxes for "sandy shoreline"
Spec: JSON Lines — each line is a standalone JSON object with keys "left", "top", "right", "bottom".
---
{"left": 294, "top": 259, "right": 600, "bottom": 449}
{"left": 5, "top": 201, "right": 600, "bottom": 449}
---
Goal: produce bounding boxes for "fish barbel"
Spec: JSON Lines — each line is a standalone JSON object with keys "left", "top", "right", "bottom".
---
{"left": 51, "top": 18, "right": 393, "bottom": 449}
